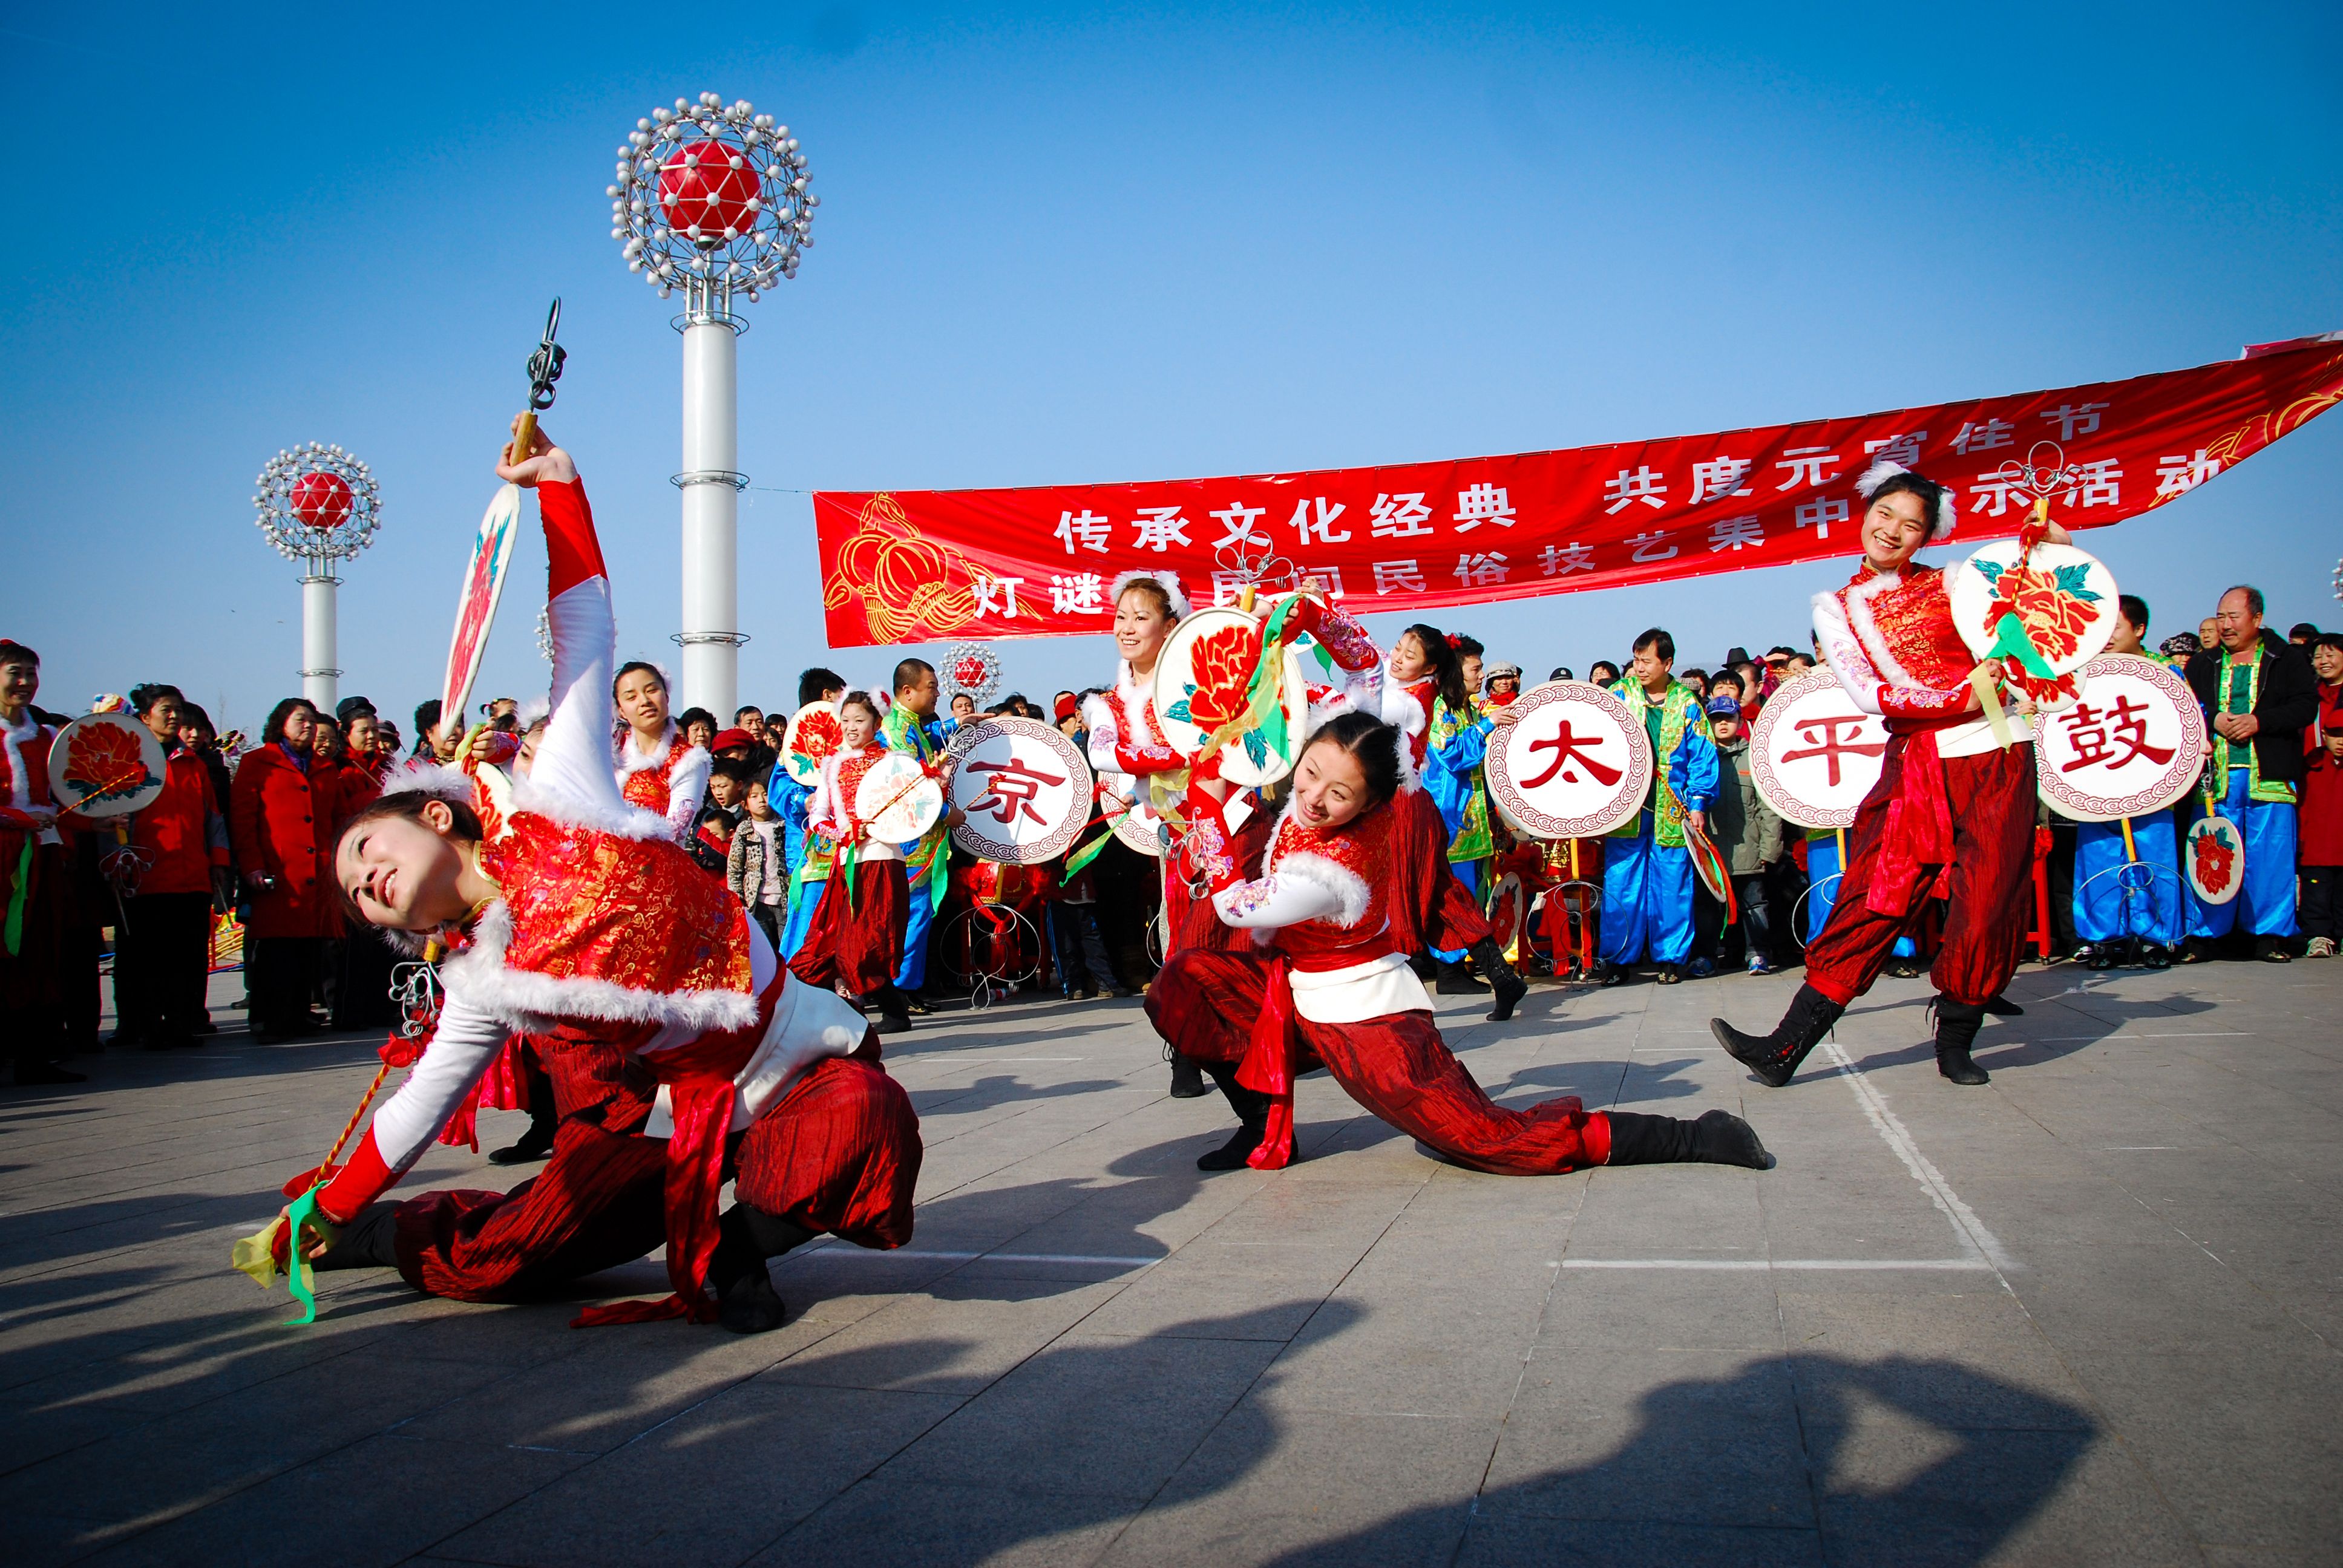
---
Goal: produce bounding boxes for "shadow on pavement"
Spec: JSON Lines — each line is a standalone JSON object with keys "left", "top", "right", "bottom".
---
{"left": 1263, "top": 1351, "right": 2097, "bottom": 1567}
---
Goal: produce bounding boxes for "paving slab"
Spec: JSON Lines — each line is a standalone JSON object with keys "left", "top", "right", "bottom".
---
{"left": 4, "top": 957, "right": 2341, "bottom": 1563}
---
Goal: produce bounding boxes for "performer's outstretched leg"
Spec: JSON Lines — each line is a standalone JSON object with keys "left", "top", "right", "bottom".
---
{"left": 1711, "top": 983, "right": 1846, "bottom": 1088}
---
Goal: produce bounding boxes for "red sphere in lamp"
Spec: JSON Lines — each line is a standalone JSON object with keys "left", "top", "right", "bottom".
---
{"left": 658, "top": 137, "right": 759, "bottom": 241}
{"left": 289, "top": 471, "right": 355, "bottom": 531}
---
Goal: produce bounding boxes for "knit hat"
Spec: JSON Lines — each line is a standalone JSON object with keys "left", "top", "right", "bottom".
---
{"left": 710, "top": 727, "right": 755, "bottom": 754}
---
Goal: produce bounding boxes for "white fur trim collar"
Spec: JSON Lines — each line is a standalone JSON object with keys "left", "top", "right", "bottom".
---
{"left": 1, "top": 710, "right": 39, "bottom": 812}
{"left": 508, "top": 775, "right": 690, "bottom": 841}
{"left": 618, "top": 720, "right": 676, "bottom": 776}
{"left": 438, "top": 901, "right": 761, "bottom": 1033}
{"left": 1842, "top": 566, "right": 1919, "bottom": 691}
{"left": 1271, "top": 851, "right": 1372, "bottom": 929}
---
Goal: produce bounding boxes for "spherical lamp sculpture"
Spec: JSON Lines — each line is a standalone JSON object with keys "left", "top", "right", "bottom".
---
{"left": 254, "top": 442, "right": 382, "bottom": 710}
{"left": 608, "top": 91, "right": 817, "bottom": 717}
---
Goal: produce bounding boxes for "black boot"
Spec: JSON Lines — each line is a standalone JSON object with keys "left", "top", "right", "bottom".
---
{"left": 1406, "top": 950, "right": 1437, "bottom": 981}
{"left": 312, "top": 1201, "right": 402, "bottom": 1271}
{"left": 869, "top": 985, "right": 912, "bottom": 1035}
{"left": 1469, "top": 938, "right": 1528, "bottom": 1022}
{"left": 1196, "top": 1063, "right": 1270, "bottom": 1171}
{"left": 1605, "top": 1109, "right": 1772, "bottom": 1170}
{"left": 1982, "top": 994, "right": 2025, "bottom": 1015}
{"left": 1167, "top": 1051, "right": 1209, "bottom": 1099}
{"left": 1933, "top": 998, "right": 1991, "bottom": 1086}
{"left": 1434, "top": 959, "right": 1489, "bottom": 995}
{"left": 490, "top": 1066, "right": 559, "bottom": 1165}
{"left": 709, "top": 1204, "right": 814, "bottom": 1333}
{"left": 1709, "top": 983, "right": 1844, "bottom": 1089}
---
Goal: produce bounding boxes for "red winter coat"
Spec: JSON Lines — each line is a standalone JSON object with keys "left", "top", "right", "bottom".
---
{"left": 230, "top": 742, "right": 337, "bottom": 939}
{"left": 2302, "top": 682, "right": 2343, "bottom": 867}
{"left": 131, "top": 751, "right": 230, "bottom": 897}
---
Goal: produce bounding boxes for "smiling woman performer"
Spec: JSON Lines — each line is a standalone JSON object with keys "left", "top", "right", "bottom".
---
{"left": 1711, "top": 462, "right": 2068, "bottom": 1089}
{"left": 613, "top": 658, "right": 709, "bottom": 841}
{"left": 1148, "top": 711, "right": 1770, "bottom": 1175}
{"left": 295, "top": 424, "right": 919, "bottom": 1333}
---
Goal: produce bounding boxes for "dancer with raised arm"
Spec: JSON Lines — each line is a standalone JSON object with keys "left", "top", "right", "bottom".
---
{"left": 790, "top": 690, "right": 917, "bottom": 1033}
{"left": 1711, "top": 462, "right": 2062, "bottom": 1088}
{"left": 1150, "top": 711, "right": 1769, "bottom": 1175}
{"left": 273, "top": 423, "right": 920, "bottom": 1334}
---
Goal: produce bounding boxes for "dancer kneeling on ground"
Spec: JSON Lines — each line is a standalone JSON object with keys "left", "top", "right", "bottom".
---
{"left": 272, "top": 422, "right": 920, "bottom": 1334}
{"left": 1711, "top": 461, "right": 2060, "bottom": 1089}
{"left": 1147, "top": 711, "right": 1769, "bottom": 1175}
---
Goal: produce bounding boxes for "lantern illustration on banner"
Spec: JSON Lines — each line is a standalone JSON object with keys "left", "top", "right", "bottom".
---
{"left": 609, "top": 91, "right": 818, "bottom": 719}
{"left": 254, "top": 443, "right": 383, "bottom": 710}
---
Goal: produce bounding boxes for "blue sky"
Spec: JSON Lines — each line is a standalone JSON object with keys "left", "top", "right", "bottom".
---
{"left": 2, "top": 3, "right": 2337, "bottom": 734}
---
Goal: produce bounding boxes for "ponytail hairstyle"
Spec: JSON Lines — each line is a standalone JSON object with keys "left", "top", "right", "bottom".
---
{"left": 1403, "top": 623, "right": 1469, "bottom": 713}
{"left": 1301, "top": 710, "right": 1404, "bottom": 812}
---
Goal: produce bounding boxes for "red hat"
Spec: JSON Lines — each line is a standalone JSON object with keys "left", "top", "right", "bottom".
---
{"left": 710, "top": 727, "right": 755, "bottom": 753}
{"left": 1054, "top": 693, "right": 1079, "bottom": 723}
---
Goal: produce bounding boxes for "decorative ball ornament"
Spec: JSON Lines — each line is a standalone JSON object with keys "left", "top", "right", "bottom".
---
{"left": 609, "top": 92, "right": 816, "bottom": 302}
{"left": 943, "top": 642, "right": 1002, "bottom": 705}
{"left": 254, "top": 442, "right": 381, "bottom": 562}
{"left": 289, "top": 471, "right": 355, "bottom": 531}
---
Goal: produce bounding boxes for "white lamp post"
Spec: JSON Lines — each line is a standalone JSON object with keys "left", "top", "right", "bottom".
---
{"left": 609, "top": 91, "right": 818, "bottom": 717}
{"left": 253, "top": 443, "right": 382, "bottom": 711}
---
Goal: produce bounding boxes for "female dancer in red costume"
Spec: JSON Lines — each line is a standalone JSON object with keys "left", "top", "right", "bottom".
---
{"left": 787, "top": 691, "right": 915, "bottom": 1034}
{"left": 1150, "top": 711, "right": 1769, "bottom": 1174}
{"left": 614, "top": 658, "right": 709, "bottom": 840}
{"left": 1711, "top": 462, "right": 2065, "bottom": 1088}
{"left": 285, "top": 423, "right": 920, "bottom": 1334}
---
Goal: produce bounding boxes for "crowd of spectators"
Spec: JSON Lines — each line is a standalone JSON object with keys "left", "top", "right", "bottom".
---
{"left": 1, "top": 575, "right": 2338, "bottom": 1086}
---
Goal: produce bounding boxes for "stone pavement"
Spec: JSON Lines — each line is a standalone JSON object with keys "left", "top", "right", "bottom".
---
{"left": 4, "top": 956, "right": 2341, "bottom": 1567}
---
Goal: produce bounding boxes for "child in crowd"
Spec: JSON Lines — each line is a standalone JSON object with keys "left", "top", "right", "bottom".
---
{"left": 1693, "top": 693, "right": 1783, "bottom": 976}
{"left": 728, "top": 776, "right": 792, "bottom": 947}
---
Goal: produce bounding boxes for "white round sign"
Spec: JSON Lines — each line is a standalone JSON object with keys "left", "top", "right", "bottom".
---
{"left": 1107, "top": 783, "right": 1170, "bottom": 857}
{"left": 854, "top": 752, "right": 944, "bottom": 845}
{"left": 1152, "top": 605, "right": 1309, "bottom": 789}
{"left": 1749, "top": 668, "right": 1892, "bottom": 830}
{"left": 2185, "top": 813, "right": 2244, "bottom": 906}
{"left": 1486, "top": 682, "right": 1653, "bottom": 840}
{"left": 947, "top": 717, "right": 1094, "bottom": 865}
{"left": 780, "top": 700, "right": 845, "bottom": 789}
{"left": 2033, "top": 653, "right": 2207, "bottom": 823}
{"left": 1948, "top": 538, "right": 2120, "bottom": 707}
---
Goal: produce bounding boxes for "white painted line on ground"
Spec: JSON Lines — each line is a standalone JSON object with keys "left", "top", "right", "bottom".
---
{"left": 781, "top": 1246, "right": 1161, "bottom": 1269}
{"left": 1820, "top": 1038, "right": 2019, "bottom": 1275}
{"left": 1560, "top": 1258, "right": 1991, "bottom": 1272}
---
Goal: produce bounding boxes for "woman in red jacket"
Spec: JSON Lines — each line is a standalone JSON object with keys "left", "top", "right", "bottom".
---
{"left": 231, "top": 697, "right": 336, "bottom": 1040}
{"left": 114, "top": 683, "right": 234, "bottom": 1049}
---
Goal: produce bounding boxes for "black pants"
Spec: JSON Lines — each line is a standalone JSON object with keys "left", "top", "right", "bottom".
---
{"left": 2303, "top": 866, "right": 2342, "bottom": 941}
{"left": 113, "top": 891, "right": 214, "bottom": 1042}
{"left": 1050, "top": 903, "right": 1119, "bottom": 993}
{"left": 749, "top": 901, "right": 783, "bottom": 949}
{"left": 1694, "top": 872, "right": 1774, "bottom": 967}
{"left": 246, "top": 936, "right": 322, "bottom": 1036}
{"left": 332, "top": 920, "right": 404, "bottom": 1029}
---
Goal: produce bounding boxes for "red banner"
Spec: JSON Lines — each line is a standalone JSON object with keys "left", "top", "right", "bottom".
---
{"left": 816, "top": 333, "right": 2343, "bottom": 648}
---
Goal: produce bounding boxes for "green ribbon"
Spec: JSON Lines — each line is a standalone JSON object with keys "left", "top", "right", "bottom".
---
{"left": 1062, "top": 827, "right": 1114, "bottom": 883}
{"left": 1984, "top": 612, "right": 2058, "bottom": 680}
{"left": 281, "top": 1186, "right": 325, "bottom": 1326}
{"left": 3, "top": 837, "right": 28, "bottom": 958}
